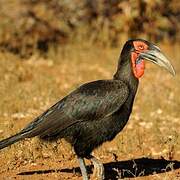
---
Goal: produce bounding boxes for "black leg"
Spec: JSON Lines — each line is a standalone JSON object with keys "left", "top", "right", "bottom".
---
{"left": 78, "top": 157, "right": 89, "bottom": 180}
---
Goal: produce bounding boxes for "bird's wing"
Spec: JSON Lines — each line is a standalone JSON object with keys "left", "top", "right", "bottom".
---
{"left": 21, "top": 80, "right": 129, "bottom": 137}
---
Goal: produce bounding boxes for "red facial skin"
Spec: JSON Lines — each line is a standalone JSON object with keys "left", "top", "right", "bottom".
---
{"left": 131, "top": 41, "right": 148, "bottom": 78}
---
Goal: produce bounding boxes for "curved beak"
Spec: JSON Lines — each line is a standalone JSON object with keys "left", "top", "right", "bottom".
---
{"left": 140, "top": 46, "right": 175, "bottom": 76}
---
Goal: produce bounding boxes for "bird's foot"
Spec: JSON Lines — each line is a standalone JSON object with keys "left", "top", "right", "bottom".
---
{"left": 89, "top": 155, "right": 104, "bottom": 180}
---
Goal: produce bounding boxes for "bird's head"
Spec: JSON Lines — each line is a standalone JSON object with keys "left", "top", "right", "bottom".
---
{"left": 120, "top": 39, "right": 175, "bottom": 79}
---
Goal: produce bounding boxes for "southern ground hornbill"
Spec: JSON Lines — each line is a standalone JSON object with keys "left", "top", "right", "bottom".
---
{"left": 0, "top": 39, "right": 175, "bottom": 179}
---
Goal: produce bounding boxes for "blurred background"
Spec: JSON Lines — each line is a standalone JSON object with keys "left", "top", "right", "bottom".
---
{"left": 0, "top": 0, "right": 179, "bottom": 56}
{"left": 0, "top": 0, "right": 179, "bottom": 179}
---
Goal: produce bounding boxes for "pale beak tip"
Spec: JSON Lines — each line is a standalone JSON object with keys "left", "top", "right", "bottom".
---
{"left": 168, "top": 63, "right": 176, "bottom": 76}
{"left": 171, "top": 69, "right": 176, "bottom": 76}
{"left": 165, "top": 65, "right": 176, "bottom": 77}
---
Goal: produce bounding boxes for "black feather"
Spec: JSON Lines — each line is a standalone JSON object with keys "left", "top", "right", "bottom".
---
{"left": 0, "top": 39, "right": 139, "bottom": 170}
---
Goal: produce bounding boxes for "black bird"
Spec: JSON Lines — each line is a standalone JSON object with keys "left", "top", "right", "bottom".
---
{"left": 0, "top": 39, "right": 175, "bottom": 180}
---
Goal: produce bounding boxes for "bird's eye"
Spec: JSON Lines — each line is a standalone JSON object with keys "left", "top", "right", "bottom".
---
{"left": 138, "top": 45, "right": 144, "bottom": 50}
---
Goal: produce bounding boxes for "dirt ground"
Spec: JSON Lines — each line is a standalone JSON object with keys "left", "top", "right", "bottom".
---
{"left": 0, "top": 42, "right": 180, "bottom": 179}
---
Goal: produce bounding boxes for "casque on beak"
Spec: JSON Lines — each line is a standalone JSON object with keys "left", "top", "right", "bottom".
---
{"left": 139, "top": 45, "right": 176, "bottom": 76}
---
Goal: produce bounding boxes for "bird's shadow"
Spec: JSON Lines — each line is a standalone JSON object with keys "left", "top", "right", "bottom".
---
{"left": 18, "top": 157, "right": 180, "bottom": 179}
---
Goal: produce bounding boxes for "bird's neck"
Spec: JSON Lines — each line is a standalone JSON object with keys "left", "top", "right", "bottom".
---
{"left": 113, "top": 58, "right": 139, "bottom": 95}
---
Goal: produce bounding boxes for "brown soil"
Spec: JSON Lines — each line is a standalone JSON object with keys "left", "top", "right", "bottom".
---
{"left": 0, "top": 43, "right": 180, "bottom": 179}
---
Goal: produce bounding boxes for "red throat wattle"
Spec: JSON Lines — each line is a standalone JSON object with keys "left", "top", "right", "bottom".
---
{"left": 131, "top": 52, "right": 145, "bottom": 78}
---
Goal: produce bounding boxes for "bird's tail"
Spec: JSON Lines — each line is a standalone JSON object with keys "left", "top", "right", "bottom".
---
{"left": 0, "top": 115, "right": 52, "bottom": 150}
{"left": 0, "top": 133, "right": 25, "bottom": 150}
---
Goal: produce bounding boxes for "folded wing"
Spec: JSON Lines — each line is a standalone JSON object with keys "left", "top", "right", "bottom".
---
{"left": 20, "top": 80, "right": 129, "bottom": 137}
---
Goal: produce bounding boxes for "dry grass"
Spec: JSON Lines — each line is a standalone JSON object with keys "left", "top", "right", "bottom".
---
{"left": 0, "top": 42, "right": 179, "bottom": 179}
